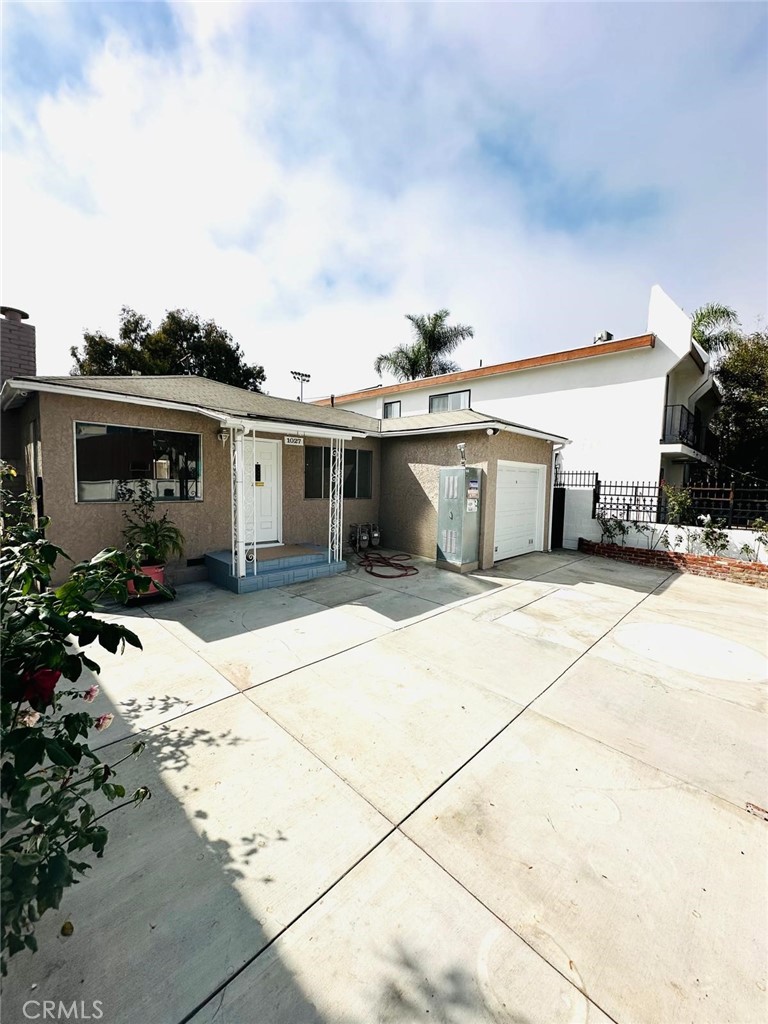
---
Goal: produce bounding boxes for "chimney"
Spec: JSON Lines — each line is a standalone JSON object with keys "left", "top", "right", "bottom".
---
{"left": 1, "top": 306, "right": 37, "bottom": 385}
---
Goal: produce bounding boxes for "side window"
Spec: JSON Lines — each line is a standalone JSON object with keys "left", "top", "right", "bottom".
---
{"left": 383, "top": 401, "right": 401, "bottom": 419}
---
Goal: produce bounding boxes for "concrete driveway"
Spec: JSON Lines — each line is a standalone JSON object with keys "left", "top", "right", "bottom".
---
{"left": 4, "top": 552, "right": 767, "bottom": 1024}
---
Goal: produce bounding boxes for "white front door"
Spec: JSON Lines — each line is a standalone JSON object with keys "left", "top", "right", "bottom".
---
{"left": 494, "top": 461, "right": 546, "bottom": 560}
{"left": 243, "top": 438, "right": 281, "bottom": 545}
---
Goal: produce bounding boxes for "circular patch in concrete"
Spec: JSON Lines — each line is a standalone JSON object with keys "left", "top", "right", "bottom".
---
{"left": 612, "top": 623, "right": 767, "bottom": 682}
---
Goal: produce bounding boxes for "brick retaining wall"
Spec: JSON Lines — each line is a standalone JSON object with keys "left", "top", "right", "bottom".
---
{"left": 578, "top": 539, "right": 768, "bottom": 588}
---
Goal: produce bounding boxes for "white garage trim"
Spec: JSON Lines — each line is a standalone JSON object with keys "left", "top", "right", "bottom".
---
{"left": 494, "top": 461, "right": 547, "bottom": 561}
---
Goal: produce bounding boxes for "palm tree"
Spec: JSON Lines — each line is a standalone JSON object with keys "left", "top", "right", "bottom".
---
{"left": 691, "top": 303, "right": 742, "bottom": 356}
{"left": 374, "top": 309, "right": 474, "bottom": 381}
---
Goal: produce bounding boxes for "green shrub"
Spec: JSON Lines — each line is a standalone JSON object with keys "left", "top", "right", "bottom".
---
{"left": 1, "top": 464, "right": 156, "bottom": 973}
{"left": 662, "top": 483, "right": 694, "bottom": 525}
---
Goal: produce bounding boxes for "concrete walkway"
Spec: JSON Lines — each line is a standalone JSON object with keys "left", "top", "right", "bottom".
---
{"left": 4, "top": 552, "right": 767, "bottom": 1024}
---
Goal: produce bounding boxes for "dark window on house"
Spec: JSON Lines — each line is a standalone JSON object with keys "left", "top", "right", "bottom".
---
{"left": 383, "top": 401, "right": 401, "bottom": 419}
{"left": 429, "top": 390, "right": 470, "bottom": 413}
{"left": 304, "top": 446, "right": 330, "bottom": 499}
{"left": 75, "top": 423, "right": 202, "bottom": 502}
{"left": 305, "top": 446, "right": 372, "bottom": 500}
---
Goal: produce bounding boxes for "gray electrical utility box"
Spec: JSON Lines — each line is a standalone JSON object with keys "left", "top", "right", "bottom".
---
{"left": 436, "top": 466, "right": 482, "bottom": 573}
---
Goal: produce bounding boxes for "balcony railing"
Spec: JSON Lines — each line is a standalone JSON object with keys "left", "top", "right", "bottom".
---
{"left": 662, "top": 405, "right": 700, "bottom": 449}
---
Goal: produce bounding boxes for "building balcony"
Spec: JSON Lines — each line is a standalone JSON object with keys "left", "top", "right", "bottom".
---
{"left": 662, "top": 405, "right": 699, "bottom": 448}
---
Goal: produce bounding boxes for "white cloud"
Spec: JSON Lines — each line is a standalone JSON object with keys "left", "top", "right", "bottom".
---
{"left": 2, "top": 2, "right": 766, "bottom": 400}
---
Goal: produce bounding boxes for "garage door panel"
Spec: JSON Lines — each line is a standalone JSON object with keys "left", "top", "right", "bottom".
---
{"left": 494, "top": 463, "right": 545, "bottom": 561}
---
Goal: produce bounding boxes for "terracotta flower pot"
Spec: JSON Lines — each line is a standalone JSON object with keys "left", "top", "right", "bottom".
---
{"left": 126, "top": 564, "right": 166, "bottom": 597}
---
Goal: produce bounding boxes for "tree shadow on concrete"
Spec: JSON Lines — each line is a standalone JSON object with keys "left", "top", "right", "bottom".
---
{"left": 0, "top": 692, "right": 332, "bottom": 1024}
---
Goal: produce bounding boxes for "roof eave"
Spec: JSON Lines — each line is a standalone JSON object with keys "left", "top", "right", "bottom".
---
{"left": 381, "top": 419, "right": 569, "bottom": 444}
{"left": 1, "top": 379, "right": 371, "bottom": 437}
{"left": 316, "top": 334, "right": 657, "bottom": 407}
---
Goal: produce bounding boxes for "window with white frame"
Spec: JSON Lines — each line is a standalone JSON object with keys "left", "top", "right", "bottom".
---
{"left": 305, "top": 446, "right": 372, "bottom": 499}
{"left": 75, "top": 423, "right": 202, "bottom": 502}
{"left": 383, "top": 400, "right": 401, "bottom": 419}
{"left": 429, "top": 390, "right": 470, "bottom": 412}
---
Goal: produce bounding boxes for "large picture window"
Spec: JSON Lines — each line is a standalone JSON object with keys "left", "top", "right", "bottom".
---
{"left": 75, "top": 423, "right": 202, "bottom": 502}
{"left": 305, "top": 447, "right": 372, "bottom": 500}
{"left": 429, "top": 390, "right": 470, "bottom": 413}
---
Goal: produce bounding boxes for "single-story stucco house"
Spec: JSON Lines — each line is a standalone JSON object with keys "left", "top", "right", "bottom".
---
{"left": 0, "top": 314, "right": 567, "bottom": 591}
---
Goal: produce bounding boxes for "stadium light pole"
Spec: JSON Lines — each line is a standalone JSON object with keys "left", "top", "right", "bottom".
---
{"left": 291, "top": 370, "right": 311, "bottom": 402}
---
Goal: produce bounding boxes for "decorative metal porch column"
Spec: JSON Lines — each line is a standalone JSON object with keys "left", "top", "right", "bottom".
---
{"left": 328, "top": 437, "right": 344, "bottom": 563}
{"left": 230, "top": 428, "right": 246, "bottom": 578}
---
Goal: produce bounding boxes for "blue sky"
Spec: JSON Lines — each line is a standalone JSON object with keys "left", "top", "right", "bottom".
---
{"left": 2, "top": 1, "right": 766, "bottom": 398}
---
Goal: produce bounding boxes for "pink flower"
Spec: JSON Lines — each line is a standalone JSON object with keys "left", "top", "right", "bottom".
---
{"left": 94, "top": 713, "right": 114, "bottom": 732}
{"left": 17, "top": 708, "right": 41, "bottom": 728}
{"left": 83, "top": 685, "right": 100, "bottom": 703}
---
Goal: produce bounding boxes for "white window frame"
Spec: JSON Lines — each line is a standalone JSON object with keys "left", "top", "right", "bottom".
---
{"left": 383, "top": 400, "right": 401, "bottom": 419}
{"left": 73, "top": 420, "right": 204, "bottom": 504}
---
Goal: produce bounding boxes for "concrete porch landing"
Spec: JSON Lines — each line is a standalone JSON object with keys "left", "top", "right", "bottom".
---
{"left": 205, "top": 544, "right": 347, "bottom": 594}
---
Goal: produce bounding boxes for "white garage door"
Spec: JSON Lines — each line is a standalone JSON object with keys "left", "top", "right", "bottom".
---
{"left": 494, "top": 461, "right": 546, "bottom": 561}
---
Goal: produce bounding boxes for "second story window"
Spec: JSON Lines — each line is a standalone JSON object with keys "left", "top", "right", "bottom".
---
{"left": 429, "top": 390, "right": 470, "bottom": 413}
{"left": 383, "top": 401, "right": 401, "bottom": 419}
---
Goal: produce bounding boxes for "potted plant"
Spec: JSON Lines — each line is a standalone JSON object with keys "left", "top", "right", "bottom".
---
{"left": 121, "top": 480, "right": 185, "bottom": 596}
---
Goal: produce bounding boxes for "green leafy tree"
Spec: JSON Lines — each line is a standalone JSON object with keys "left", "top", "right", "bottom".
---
{"left": 71, "top": 307, "right": 266, "bottom": 392}
{"left": 711, "top": 329, "right": 768, "bottom": 478}
{"left": 691, "top": 302, "right": 742, "bottom": 356}
{"left": 374, "top": 309, "right": 473, "bottom": 381}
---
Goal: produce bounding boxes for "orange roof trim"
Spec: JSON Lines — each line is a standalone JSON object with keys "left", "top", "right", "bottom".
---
{"left": 317, "top": 333, "right": 656, "bottom": 406}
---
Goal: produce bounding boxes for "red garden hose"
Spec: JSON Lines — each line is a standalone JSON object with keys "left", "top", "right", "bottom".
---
{"left": 356, "top": 550, "right": 420, "bottom": 578}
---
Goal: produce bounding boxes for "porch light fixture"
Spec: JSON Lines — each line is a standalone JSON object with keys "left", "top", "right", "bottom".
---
{"left": 217, "top": 430, "right": 228, "bottom": 447}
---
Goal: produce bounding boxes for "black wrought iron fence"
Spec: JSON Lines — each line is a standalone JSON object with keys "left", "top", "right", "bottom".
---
{"left": 554, "top": 469, "right": 598, "bottom": 489}
{"left": 594, "top": 480, "right": 663, "bottom": 524}
{"left": 558, "top": 472, "right": 768, "bottom": 529}
{"left": 685, "top": 482, "right": 768, "bottom": 528}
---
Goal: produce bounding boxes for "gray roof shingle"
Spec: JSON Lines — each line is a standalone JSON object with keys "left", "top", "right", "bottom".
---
{"left": 5, "top": 375, "right": 567, "bottom": 442}
{"left": 18, "top": 375, "right": 379, "bottom": 433}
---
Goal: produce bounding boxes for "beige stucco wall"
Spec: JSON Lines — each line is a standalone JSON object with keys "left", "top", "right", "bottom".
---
{"left": 39, "top": 394, "right": 232, "bottom": 582}
{"left": 286, "top": 436, "right": 381, "bottom": 548}
{"left": 36, "top": 393, "right": 381, "bottom": 582}
{"left": 379, "top": 430, "right": 553, "bottom": 569}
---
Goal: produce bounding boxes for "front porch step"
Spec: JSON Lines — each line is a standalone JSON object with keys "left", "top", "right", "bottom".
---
{"left": 204, "top": 549, "right": 347, "bottom": 594}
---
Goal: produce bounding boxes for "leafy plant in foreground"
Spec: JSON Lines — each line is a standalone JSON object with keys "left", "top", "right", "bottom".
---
{"left": 1, "top": 464, "right": 157, "bottom": 974}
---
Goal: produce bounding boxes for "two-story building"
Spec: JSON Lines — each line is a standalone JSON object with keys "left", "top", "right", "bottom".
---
{"left": 318, "top": 286, "right": 719, "bottom": 486}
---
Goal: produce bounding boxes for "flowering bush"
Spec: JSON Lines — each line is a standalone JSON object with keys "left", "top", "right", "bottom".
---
{"left": 662, "top": 483, "right": 694, "bottom": 525}
{"left": 1, "top": 464, "right": 159, "bottom": 974}
{"left": 697, "top": 514, "right": 730, "bottom": 556}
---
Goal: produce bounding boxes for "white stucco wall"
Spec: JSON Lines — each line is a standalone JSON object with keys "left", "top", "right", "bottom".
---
{"left": 343, "top": 349, "right": 671, "bottom": 480}
{"left": 335, "top": 287, "right": 702, "bottom": 483}
{"left": 591, "top": 522, "right": 768, "bottom": 564}
{"left": 562, "top": 489, "right": 602, "bottom": 549}
{"left": 560, "top": 492, "right": 767, "bottom": 563}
